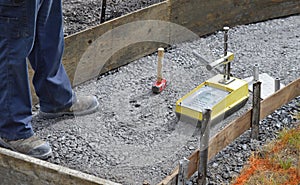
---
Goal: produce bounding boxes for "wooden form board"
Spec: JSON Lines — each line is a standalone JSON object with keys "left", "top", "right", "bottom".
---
{"left": 158, "top": 77, "right": 300, "bottom": 185}
{"left": 0, "top": 147, "right": 120, "bottom": 185}
{"left": 169, "top": 0, "right": 300, "bottom": 36}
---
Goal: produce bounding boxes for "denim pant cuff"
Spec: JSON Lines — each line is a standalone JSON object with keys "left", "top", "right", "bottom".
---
{"left": 0, "top": 129, "right": 34, "bottom": 141}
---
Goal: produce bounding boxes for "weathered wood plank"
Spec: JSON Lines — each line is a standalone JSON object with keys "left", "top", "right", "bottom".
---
{"left": 260, "top": 77, "right": 300, "bottom": 119}
{"left": 0, "top": 147, "right": 120, "bottom": 185}
{"left": 159, "top": 167, "right": 178, "bottom": 185}
{"left": 158, "top": 77, "right": 300, "bottom": 184}
{"left": 208, "top": 110, "right": 252, "bottom": 160}
{"left": 170, "top": 0, "right": 300, "bottom": 36}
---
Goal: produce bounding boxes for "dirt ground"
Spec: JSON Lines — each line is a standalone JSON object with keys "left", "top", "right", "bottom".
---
{"left": 32, "top": 1, "right": 299, "bottom": 184}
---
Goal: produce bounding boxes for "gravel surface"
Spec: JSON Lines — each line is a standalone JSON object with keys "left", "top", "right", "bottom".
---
{"left": 63, "top": 0, "right": 164, "bottom": 36}
{"left": 32, "top": 1, "right": 299, "bottom": 184}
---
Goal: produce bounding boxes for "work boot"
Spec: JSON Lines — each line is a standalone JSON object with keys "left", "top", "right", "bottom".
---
{"left": 0, "top": 135, "right": 52, "bottom": 160}
{"left": 39, "top": 95, "right": 99, "bottom": 119}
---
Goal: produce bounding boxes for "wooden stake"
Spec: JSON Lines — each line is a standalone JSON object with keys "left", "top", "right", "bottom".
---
{"left": 251, "top": 81, "right": 261, "bottom": 140}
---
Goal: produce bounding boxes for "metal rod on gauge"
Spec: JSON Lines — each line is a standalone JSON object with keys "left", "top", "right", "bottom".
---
{"left": 206, "top": 52, "right": 234, "bottom": 71}
{"left": 197, "top": 109, "right": 212, "bottom": 185}
{"left": 251, "top": 81, "right": 261, "bottom": 140}
{"left": 100, "top": 0, "right": 107, "bottom": 23}
{"left": 253, "top": 64, "right": 259, "bottom": 81}
{"left": 223, "top": 27, "right": 229, "bottom": 80}
{"left": 275, "top": 77, "right": 280, "bottom": 91}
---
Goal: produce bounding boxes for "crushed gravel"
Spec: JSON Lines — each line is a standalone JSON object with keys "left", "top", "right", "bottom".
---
{"left": 32, "top": 1, "right": 299, "bottom": 184}
{"left": 62, "top": 0, "right": 165, "bottom": 36}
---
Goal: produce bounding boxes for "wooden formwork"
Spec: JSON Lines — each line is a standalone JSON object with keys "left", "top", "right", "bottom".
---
{"left": 0, "top": 147, "right": 120, "bottom": 185}
{"left": 4, "top": 0, "right": 300, "bottom": 184}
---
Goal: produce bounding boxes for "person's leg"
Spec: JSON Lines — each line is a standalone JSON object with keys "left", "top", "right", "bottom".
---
{"left": 0, "top": 0, "right": 51, "bottom": 159}
{"left": 0, "top": 0, "right": 36, "bottom": 141}
{"left": 28, "top": 0, "right": 99, "bottom": 118}
{"left": 28, "top": 0, "right": 74, "bottom": 113}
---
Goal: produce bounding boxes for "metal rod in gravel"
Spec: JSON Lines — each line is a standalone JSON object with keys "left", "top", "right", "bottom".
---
{"left": 275, "top": 77, "right": 280, "bottom": 92}
{"left": 223, "top": 26, "right": 230, "bottom": 80}
{"left": 253, "top": 63, "right": 259, "bottom": 81}
{"left": 198, "top": 109, "right": 212, "bottom": 185}
{"left": 100, "top": 0, "right": 107, "bottom": 23}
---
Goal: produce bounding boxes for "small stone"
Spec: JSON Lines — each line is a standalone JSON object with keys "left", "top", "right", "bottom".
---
{"left": 242, "top": 144, "right": 247, "bottom": 150}
{"left": 212, "top": 162, "right": 218, "bottom": 168}
{"left": 275, "top": 122, "right": 281, "bottom": 129}
{"left": 282, "top": 117, "right": 289, "bottom": 124}
{"left": 54, "top": 158, "right": 61, "bottom": 164}
{"left": 222, "top": 172, "right": 230, "bottom": 179}
{"left": 186, "top": 181, "right": 193, "bottom": 185}
{"left": 189, "top": 146, "right": 195, "bottom": 150}
{"left": 143, "top": 180, "right": 150, "bottom": 185}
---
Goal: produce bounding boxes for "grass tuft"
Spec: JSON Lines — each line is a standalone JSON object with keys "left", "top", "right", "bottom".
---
{"left": 232, "top": 124, "right": 300, "bottom": 185}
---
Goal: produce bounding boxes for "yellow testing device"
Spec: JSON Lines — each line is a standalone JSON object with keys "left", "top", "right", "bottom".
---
{"left": 175, "top": 27, "right": 249, "bottom": 124}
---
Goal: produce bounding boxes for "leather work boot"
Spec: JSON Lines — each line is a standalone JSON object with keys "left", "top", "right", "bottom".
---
{"left": 39, "top": 95, "right": 99, "bottom": 119}
{"left": 0, "top": 135, "right": 52, "bottom": 160}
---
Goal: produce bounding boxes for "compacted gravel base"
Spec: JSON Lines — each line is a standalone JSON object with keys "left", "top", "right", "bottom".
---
{"left": 32, "top": 2, "right": 299, "bottom": 184}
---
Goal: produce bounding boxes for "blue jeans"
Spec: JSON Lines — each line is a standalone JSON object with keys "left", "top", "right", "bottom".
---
{"left": 0, "top": 0, "right": 74, "bottom": 140}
